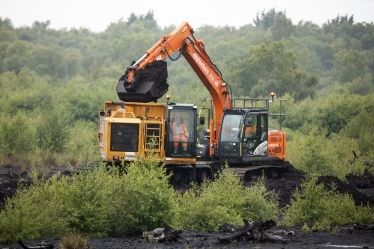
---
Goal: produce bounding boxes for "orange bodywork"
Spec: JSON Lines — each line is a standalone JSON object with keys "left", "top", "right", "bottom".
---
{"left": 129, "top": 22, "right": 231, "bottom": 156}
{"left": 267, "top": 130, "right": 286, "bottom": 161}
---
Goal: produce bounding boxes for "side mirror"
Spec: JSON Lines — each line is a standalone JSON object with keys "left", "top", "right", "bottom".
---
{"left": 245, "top": 118, "right": 252, "bottom": 126}
{"left": 199, "top": 116, "right": 205, "bottom": 125}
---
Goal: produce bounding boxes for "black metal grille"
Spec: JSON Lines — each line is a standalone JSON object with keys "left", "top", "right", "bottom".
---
{"left": 110, "top": 123, "right": 139, "bottom": 152}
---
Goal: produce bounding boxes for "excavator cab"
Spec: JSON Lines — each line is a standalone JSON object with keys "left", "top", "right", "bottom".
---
{"left": 217, "top": 98, "right": 285, "bottom": 164}
{"left": 242, "top": 112, "right": 268, "bottom": 157}
{"left": 166, "top": 104, "right": 197, "bottom": 158}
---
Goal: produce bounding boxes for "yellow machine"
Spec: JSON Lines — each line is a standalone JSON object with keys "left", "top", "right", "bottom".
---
{"left": 98, "top": 100, "right": 212, "bottom": 183}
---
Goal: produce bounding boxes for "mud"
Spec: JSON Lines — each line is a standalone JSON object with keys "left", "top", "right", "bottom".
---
{"left": 2, "top": 223, "right": 373, "bottom": 249}
{"left": 116, "top": 60, "right": 169, "bottom": 102}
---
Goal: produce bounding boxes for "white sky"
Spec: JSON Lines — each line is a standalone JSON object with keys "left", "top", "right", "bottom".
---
{"left": 1, "top": 0, "right": 374, "bottom": 32}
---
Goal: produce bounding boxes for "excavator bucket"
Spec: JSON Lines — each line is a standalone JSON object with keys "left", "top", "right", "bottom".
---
{"left": 116, "top": 60, "right": 169, "bottom": 102}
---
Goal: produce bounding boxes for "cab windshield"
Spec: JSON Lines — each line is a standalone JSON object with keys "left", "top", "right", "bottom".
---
{"left": 220, "top": 114, "right": 242, "bottom": 142}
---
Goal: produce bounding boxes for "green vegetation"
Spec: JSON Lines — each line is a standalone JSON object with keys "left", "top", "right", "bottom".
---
{"left": 1, "top": 8, "right": 374, "bottom": 242}
{"left": 174, "top": 166, "right": 279, "bottom": 231}
{"left": 282, "top": 174, "right": 374, "bottom": 231}
{"left": 0, "top": 11, "right": 374, "bottom": 173}
{"left": 0, "top": 159, "right": 281, "bottom": 243}
{"left": 1, "top": 158, "right": 372, "bottom": 243}
{"left": 0, "top": 157, "right": 176, "bottom": 243}
{"left": 59, "top": 232, "right": 87, "bottom": 249}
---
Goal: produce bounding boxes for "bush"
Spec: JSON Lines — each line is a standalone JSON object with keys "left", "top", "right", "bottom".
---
{"left": 64, "top": 120, "right": 99, "bottom": 167}
{"left": 282, "top": 174, "right": 374, "bottom": 230}
{"left": 173, "top": 165, "right": 279, "bottom": 231}
{"left": 0, "top": 110, "right": 37, "bottom": 165}
{"left": 107, "top": 155, "right": 177, "bottom": 235}
{"left": 0, "top": 170, "right": 69, "bottom": 243}
{"left": 241, "top": 175, "right": 279, "bottom": 222}
{"left": 287, "top": 130, "right": 363, "bottom": 179}
{"left": 0, "top": 156, "right": 177, "bottom": 242}
{"left": 59, "top": 232, "right": 87, "bottom": 249}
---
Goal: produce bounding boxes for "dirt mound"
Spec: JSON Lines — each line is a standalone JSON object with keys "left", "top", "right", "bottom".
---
{"left": 318, "top": 174, "right": 374, "bottom": 206}
{"left": 346, "top": 169, "right": 374, "bottom": 204}
{"left": 261, "top": 163, "right": 374, "bottom": 208}
{"left": 264, "top": 162, "right": 306, "bottom": 208}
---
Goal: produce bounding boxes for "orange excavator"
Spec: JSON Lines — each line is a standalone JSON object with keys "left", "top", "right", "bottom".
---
{"left": 99, "top": 22, "right": 288, "bottom": 184}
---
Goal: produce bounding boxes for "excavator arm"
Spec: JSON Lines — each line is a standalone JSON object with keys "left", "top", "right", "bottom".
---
{"left": 117, "top": 22, "right": 232, "bottom": 156}
{"left": 117, "top": 22, "right": 197, "bottom": 102}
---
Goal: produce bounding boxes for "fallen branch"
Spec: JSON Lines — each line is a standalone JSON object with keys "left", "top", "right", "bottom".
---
{"left": 18, "top": 241, "right": 54, "bottom": 249}
{"left": 354, "top": 223, "right": 374, "bottom": 230}
{"left": 218, "top": 219, "right": 288, "bottom": 244}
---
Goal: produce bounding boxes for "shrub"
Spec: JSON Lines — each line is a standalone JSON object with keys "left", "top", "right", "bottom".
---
{"left": 59, "top": 232, "right": 87, "bottom": 249}
{"left": 0, "top": 170, "right": 69, "bottom": 243}
{"left": 107, "top": 155, "right": 177, "bottom": 235}
{"left": 0, "top": 156, "right": 177, "bottom": 242}
{"left": 0, "top": 110, "right": 37, "bottom": 165}
{"left": 282, "top": 174, "right": 374, "bottom": 230}
{"left": 173, "top": 165, "right": 279, "bottom": 231}
{"left": 240, "top": 175, "right": 279, "bottom": 222}
{"left": 287, "top": 130, "right": 363, "bottom": 179}
{"left": 64, "top": 120, "right": 98, "bottom": 167}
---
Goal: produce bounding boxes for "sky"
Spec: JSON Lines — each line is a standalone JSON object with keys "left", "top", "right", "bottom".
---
{"left": 1, "top": 0, "right": 374, "bottom": 32}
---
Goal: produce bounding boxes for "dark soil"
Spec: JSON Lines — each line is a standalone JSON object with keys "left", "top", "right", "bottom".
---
{"left": 1, "top": 163, "right": 374, "bottom": 249}
{"left": 117, "top": 60, "right": 169, "bottom": 102}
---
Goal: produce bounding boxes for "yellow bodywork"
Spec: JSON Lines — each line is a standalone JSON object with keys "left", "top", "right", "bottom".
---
{"left": 98, "top": 101, "right": 196, "bottom": 165}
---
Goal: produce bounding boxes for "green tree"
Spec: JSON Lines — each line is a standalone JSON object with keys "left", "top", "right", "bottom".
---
{"left": 271, "top": 14, "right": 295, "bottom": 41}
{"left": 35, "top": 104, "right": 70, "bottom": 153}
{"left": 0, "top": 27, "right": 17, "bottom": 43}
{"left": 228, "top": 41, "right": 317, "bottom": 100}
{"left": 0, "top": 111, "right": 36, "bottom": 158}
{"left": 3, "top": 40, "right": 31, "bottom": 73}
{"left": 127, "top": 13, "right": 137, "bottom": 26}
{"left": 333, "top": 49, "right": 370, "bottom": 83}
{"left": 29, "top": 45, "right": 68, "bottom": 79}
{"left": 0, "top": 17, "right": 13, "bottom": 29}
{"left": 253, "top": 8, "right": 279, "bottom": 30}
{"left": 342, "top": 107, "right": 374, "bottom": 155}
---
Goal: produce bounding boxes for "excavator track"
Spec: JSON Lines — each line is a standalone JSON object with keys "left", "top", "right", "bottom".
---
{"left": 197, "top": 161, "right": 291, "bottom": 185}
{"left": 165, "top": 161, "right": 292, "bottom": 191}
{"left": 230, "top": 164, "right": 290, "bottom": 185}
{"left": 167, "top": 164, "right": 214, "bottom": 189}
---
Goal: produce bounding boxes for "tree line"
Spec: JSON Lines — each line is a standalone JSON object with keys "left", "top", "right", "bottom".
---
{"left": 0, "top": 9, "right": 373, "bottom": 177}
